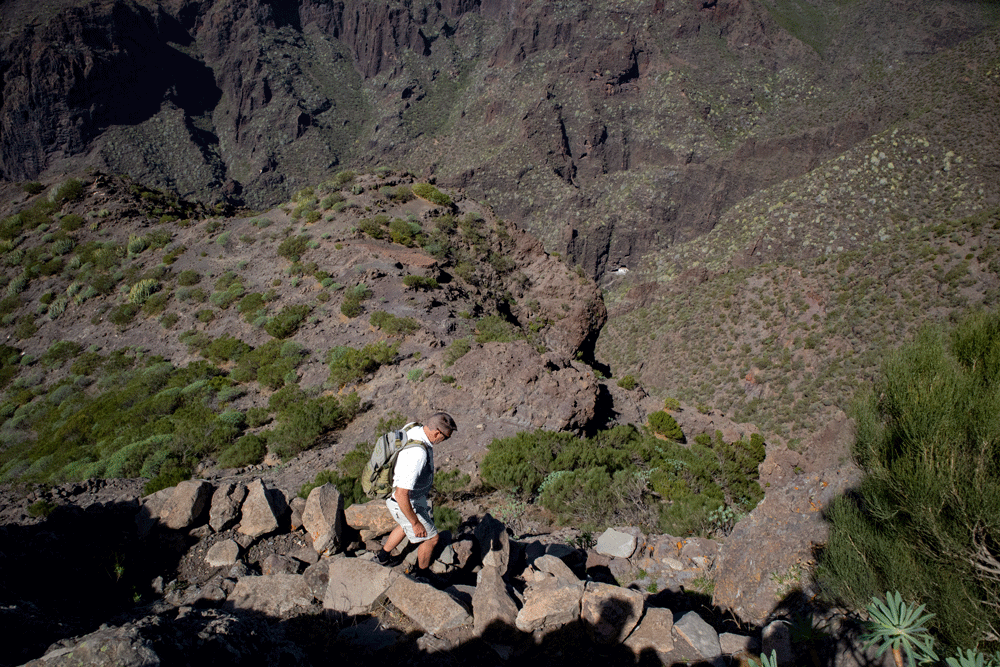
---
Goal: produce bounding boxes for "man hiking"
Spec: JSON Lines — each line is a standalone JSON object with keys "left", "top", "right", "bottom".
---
{"left": 375, "top": 412, "right": 457, "bottom": 581}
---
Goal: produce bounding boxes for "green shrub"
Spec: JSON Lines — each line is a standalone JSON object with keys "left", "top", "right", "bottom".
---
{"left": 333, "top": 170, "right": 355, "bottom": 187}
{"left": 13, "top": 314, "right": 37, "bottom": 339}
{"left": 209, "top": 288, "right": 242, "bottom": 309}
{"left": 238, "top": 292, "right": 267, "bottom": 322}
{"left": 475, "top": 315, "right": 523, "bottom": 343}
{"left": 617, "top": 375, "right": 638, "bottom": 390}
{"left": 52, "top": 178, "right": 84, "bottom": 202}
{"left": 263, "top": 304, "right": 311, "bottom": 338}
{"left": 648, "top": 411, "right": 684, "bottom": 441}
{"left": 436, "top": 506, "right": 461, "bottom": 534}
{"left": 436, "top": 469, "right": 471, "bottom": 494}
{"left": 59, "top": 213, "right": 84, "bottom": 231}
{"left": 177, "top": 270, "right": 201, "bottom": 286}
{"left": 41, "top": 341, "right": 84, "bottom": 367}
{"left": 108, "top": 304, "right": 140, "bottom": 327}
{"left": 217, "top": 434, "right": 266, "bottom": 468}
{"left": 445, "top": 338, "right": 471, "bottom": 366}
{"left": 340, "top": 283, "right": 371, "bottom": 318}
{"left": 326, "top": 341, "right": 399, "bottom": 387}
{"left": 412, "top": 183, "right": 452, "bottom": 207}
{"left": 267, "top": 392, "right": 361, "bottom": 460}
{"left": 27, "top": 499, "right": 56, "bottom": 517}
{"left": 202, "top": 334, "right": 251, "bottom": 364}
{"left": 403, "top": 275, "right": 439, "bottom": 290}
{"left": 21, "top": 182, "right": 44, "bottom": 196}
{"left": 369, "top": 311, "right": 420, "bottom": 336}
{"left": 482, "top": 425, "right": 763, "bottom": 535}
{"left": 141, "top": 291, "right": 170, "bottom": 316}
{"left": 195, "top": 309, "right": 214, "bottom": 323}
{"left": 820, "top": 311, "right": 1000, "bottom": 649}
{"left": 278, "top": 235, "right": 310, "bottom": 262}
{"left": 127, "top": 234, "right": 148, "bottom": 255}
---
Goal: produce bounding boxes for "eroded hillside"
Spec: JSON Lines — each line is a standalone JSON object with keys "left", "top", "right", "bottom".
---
{"left": 0, "top": 171, "right": 607, "bottom": 490}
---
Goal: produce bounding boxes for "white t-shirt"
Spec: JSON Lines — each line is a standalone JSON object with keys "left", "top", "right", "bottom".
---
{"left": 392, "top": 425, "right": 434, "bottom": 498}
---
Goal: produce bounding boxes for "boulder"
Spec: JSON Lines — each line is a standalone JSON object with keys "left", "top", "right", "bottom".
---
{"left": 289, "top": 496, "right": 306, "bottom": 531}
{"left": 227, "top": 574, "right": 315, "bottom": 617}
{"left": 135, "top": 488, "right": 172, "bottom": 537}
{"left": 238, "top": 479, "right": 280, "bottom": 539}
{"left": 262, "top": 554, "right": 299, "bottom": 575}
{"left": 323, "top": 558, "right": 399, "bottom": 615}
{"left": 160, "top": 480, "right": 213, "bottom": 530}
{"left": 209, "top": 482, "right": 247, "bottom": 533}
{"left": 713, "top": 464, "right": 860, "bottom": 624}
{"left": 532, "top": 553, "right": 577, "bottom": 581}
{"left": 303, "top": 558, "right": 332, "bottom": 599}
{"left": 515, "top": 558, "right": 585, "bottom": 633}
{"left": 301, "top": 483, "right": 345, "bottom": 554}
{"left": 25, "top": 625, "right": 159, "bottom": 667}
{"left": 205, "top": 539, "right": 240, "bottom": 568}
{"left": 720, "top": 632, "right": 760, "bottom": 655}
{"left": 344, "top": 499, "right": 396, "bottom": 536}
{"left": 580, "top": 581, "right": 645, "bottom": 644}
{"left": 472, "top": 564, "right": 520, "bottom": 639}
{"left": 674, "top": 611, "right": 722, "bottom": 661}
{"left": 623, "top": 606, "right": 675, "bottom": 657}
{"left": 595, "top": 527, "right": 637, "bottom": 559}
{"left": 474, "top": 513, "right": 511, "bottom": 574}
{"left": 385, "top": 576, "right": 473, "bottom": 635}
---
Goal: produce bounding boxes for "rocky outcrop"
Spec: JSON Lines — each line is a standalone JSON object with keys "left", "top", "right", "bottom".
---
{"left": 3, "top": 0, "right": 991, "bottom": 272}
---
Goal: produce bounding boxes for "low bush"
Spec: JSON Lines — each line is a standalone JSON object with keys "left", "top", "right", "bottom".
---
{"left": 108, "top": 303, "right": 140, "bottom": 327}
{"left": 217, "top": 434, "right": 266, "bottom": 468}
{"left": 340, "top": 284, "right": 371, "bottom": 318}
{"left": 412, "top": 183, "right": 452, "bottom": 207}
{"left": 52, "top": 178, "right": 84, "bottom": 202}
{"left": 403, "top": 275, "right": 439, "bottom": 290}
{"left": 177, "top": 270, "right": 201, "bottom": 286}
{"left": 617, "top": 375, "right": 638, "bottom": 390}
{"left": 444, "top": 338, "right": 471, "bottom": 366}
{"left": 648, "top": 411, "right": 684, "bottom": 441}
{"left": 481, "top": 425, "right": 765, "bottom": 535}
{"left": 326, "top": 341, "right": 399, "bottom": 387}
{"left": 278, "top": 235, "right": 310, "bottom": 262}
{"left": 369, "top": 311, "right": 420, "bottom": 336}
{"left": 263, "top": 304, "right": 311, "bottom": 338}
{"left": 266, "top": 391, "right": 361, "bottom": 460}
{"left": 475, "top": 315, "right": 523, "bottom": 343}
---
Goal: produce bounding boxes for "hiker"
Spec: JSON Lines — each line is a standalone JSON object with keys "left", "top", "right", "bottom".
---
{"left": 375, "top": 412, "right": 457, "bottom": 579}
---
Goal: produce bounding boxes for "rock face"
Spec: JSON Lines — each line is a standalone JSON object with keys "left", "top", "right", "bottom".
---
{"left": 2, "top": 0, "right": 991, "bottom": 272}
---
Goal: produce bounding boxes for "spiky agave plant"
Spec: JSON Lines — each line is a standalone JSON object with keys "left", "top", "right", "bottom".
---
{"left": 861, "top": 591, "right": 938, "bottom": 667}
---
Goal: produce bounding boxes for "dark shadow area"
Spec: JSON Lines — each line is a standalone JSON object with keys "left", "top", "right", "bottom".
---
{"left": 62, "top": 3, "right": 222, "bottom": 143}
{"left": 587, "top": 382, "right": 617, "bottom": 435}
{"left": 3, "top": 494, "right": 763, "bottom": 667}
{"left": 0, "top": 500, "right": 195, "bottom": 667}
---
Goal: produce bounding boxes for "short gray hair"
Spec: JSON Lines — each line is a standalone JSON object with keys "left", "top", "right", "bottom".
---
{"left": 425, "top": 412, "right": 456, "bottom": 437}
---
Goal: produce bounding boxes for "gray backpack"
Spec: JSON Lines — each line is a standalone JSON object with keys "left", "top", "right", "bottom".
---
{"left": 361, "top": 422, "right": 426, "bottom": 499}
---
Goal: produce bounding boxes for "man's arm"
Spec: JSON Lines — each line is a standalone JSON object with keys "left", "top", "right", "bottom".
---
{"left": 394, "top": 487, "right": 427, "bottom": 538}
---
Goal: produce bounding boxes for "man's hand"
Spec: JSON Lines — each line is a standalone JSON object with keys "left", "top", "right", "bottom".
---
{"left": 395, "top": 487, "right": 426, "bottom": 537}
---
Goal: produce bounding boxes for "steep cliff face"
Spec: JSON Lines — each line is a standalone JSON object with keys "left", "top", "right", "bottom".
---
{"left": 1, "top": 0, "right": 994, "bottom": 272}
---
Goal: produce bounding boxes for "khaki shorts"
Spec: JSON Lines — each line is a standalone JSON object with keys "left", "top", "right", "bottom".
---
{"left": 386, "top": 495, "right": 437, "bottom": 543}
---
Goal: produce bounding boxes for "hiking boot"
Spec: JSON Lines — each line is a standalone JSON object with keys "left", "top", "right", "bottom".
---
{"left": 407, "top": 567, "right": 446, "bottom": 588}
{"left": 374, "top": 549, "right": 401, "bottom": 567}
